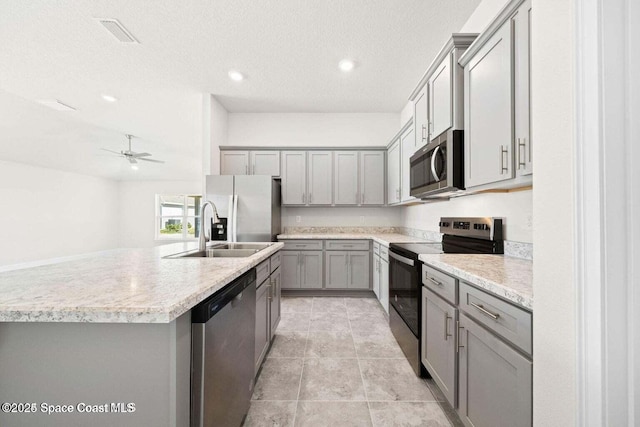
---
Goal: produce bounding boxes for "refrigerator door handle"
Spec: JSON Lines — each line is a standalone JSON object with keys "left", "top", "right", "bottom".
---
{"left": 232, "top": 194, "right": 238, "bottom": 242}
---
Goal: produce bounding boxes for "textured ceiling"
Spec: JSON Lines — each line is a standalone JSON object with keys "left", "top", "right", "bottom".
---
{"left": 0, "top": 0, "right": 480, "bottom": 179}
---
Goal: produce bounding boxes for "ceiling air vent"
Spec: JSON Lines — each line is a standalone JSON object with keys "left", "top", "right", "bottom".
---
{"left": 96, "top": 18, "right": 139, "bottom": 43}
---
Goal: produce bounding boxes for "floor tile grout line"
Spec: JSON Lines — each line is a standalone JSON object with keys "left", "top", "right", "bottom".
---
{"left": 291, "top": 298, "right": 313, "bottom": 426}
{"left": 347, "top": 306, "right": 376, "bottom": 427}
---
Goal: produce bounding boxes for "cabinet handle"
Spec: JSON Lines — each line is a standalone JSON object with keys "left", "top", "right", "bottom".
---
{"left": 302, "top": 193, "right": 306, "bottom": 204}
{"left": 267, "top": 282, "right": 272, "bottom": 301}
{"left": 421, "top": 124, "right": 427, "bottom": 142}
{"left": 470, "top": 302, "right": 500, "bottom": 320}
{"left": 500, "top": 145, "right": 509, "bottom": 174}
{"left": 295, "top": 244, "right": 306, "bottom": 247}
{"left": 518, "top": 138, "right": 527, "bottom": 168}
{"left": 343, "top": 244, "right": 354, "bottom": 248}
{"left": 427, "top": 277, "right": 443, "bottom": 287}
{"left": 457, "top": 321, "right": 464, "bottom": 352}
{"left": 444, "top": 312, "right": 452, "bottom": 341}
{"left": 310, "top": 193, "right": 313, "bottom": 204}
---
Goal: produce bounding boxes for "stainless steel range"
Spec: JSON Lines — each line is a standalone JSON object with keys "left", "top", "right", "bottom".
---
{"left": 388, "top": 217, "right": 504, "bottom": 376}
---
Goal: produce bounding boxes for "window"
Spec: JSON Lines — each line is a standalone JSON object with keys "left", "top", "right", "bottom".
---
{"left": 156, "top": 195, "right": 203, "bottom": 240}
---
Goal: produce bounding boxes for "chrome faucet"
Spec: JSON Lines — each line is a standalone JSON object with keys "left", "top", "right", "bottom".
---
{"left": 199, "top": 200, "right": 221, "bottom": 251}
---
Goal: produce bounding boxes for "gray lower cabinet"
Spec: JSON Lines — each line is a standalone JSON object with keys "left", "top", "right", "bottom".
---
{"left": 270, "top": 267, "right": 281, "bottom": 339}
{"left": 281, "top": 250, "right": 323, "bottom": 289}
{"left": 324, "top": 250, "right": 370, "bottom": 289}
{"left": 373, "top": 253, "right": 381, "bottom": 298}
{"left": 379, "top": 258, "right": 389, "bottom": 314}
{"left": 421, "top": 287, "right": 457, "bottom": 407}
{"left": 255, "top": 277, "right": 270, "bottom": 375}
{"left": 457, "top": 312, "right": 532, "bottom": 427}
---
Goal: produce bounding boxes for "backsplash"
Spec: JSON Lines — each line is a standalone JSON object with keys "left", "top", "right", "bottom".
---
{"left": 504, "top": 241, "right": 533, "bottom": 260}
{"left": 398, "top": 227, "right": 443, "bottom": 242}
{"left": 283, "top": 226, "right": 401, "bottom": 234}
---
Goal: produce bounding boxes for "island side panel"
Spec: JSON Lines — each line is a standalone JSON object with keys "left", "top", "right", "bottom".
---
{"left": 0, "top": 313, "right": 191, "bottom": 427}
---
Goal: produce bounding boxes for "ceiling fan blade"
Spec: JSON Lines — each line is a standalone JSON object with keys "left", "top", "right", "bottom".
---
{"left": 101, "top": 148, "right": 124, "bottom": 156}
{"left": 137, "top": 157, "right": 165, "bottom": 163}
{"left": 128, "top": 157, "right": 138, "bottom": 164}
{"left": 131, "top": 152, "right": 152, "bottom": 158}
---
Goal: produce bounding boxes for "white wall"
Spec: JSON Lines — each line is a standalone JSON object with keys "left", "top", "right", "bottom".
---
{"left": 282, "top": 206, "right": 403, "bottom": 229}
{"left": 0, "top": 160, "right": 119, "bottom": 266}
{"left": 209, "top": 96, "right": 228, "bottom": 175}
{"left": 118, "top": 180, "right": 202, "bottom": 248}
{"left": 402, "top": 190, "right": 532, "bottom": 242}
{"left": 460, "top": 0, "right": 511, "bottom": 32}
{"left": 531, "top": 0, "right": 576, "bottom": 424}
{"left": 227, "top": 113, "right": 399, "bottom": 147}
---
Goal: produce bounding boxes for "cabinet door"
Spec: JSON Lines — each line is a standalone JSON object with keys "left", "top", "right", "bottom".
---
{"left": 280, "top": 251, "right": 300, "bottom": 289}
{"left": 308, "top": 151, "right": 333, "bottom": 205}
{"left": 255, "top": 281, "right": 270, "bottom": 375}
{"left": 458, "top": 313, "right": 532, "bottom": 427}
{"left": 400, "top": 128, "right": 416, "bottom": 203}
{"left": 380, "top": 259, "right": 389, "bottom": 314}
{"left": 281, "top": 151, "right": 307, "bottom": 205}
{"left": 387, "top": 140, "right": 400, "bottom": 204}
{"left": 221, "top": 151, "right": 249, "bottom": 175}
{"left": 334, "top": 151, "right": 359, "bottom": 205}
{"left": 373, "top": 255, "right": 380, "bottom": 298}
{"left": 429, "top": 55, "right": 453, "bottom": 140}
{"left": 360, "top": 151, "right": 385, "bottom": 205}
{"left": 514, "top": 0, "right": 532, "bottom": 176}
{"left": 325, "top": 251, "right": 349, "bottom": 289}
{"left": 421, "top": 288, "right": 457, "bottom": 407}
{"left": 270, "top": 268, "right": 281, "bottom": 339}
{"left": 348, "top": 252, "right": 370, "bottom": 289}
{"left": 300, "top": 251, "right": 323, "bottom": 289}
{"left": 250, "top": 151, "right": 280, "bottom": 176}
{"left": 464, "top": 22, "right": 514, "bottom": 188}
{"left": 413, "top": 86, "right": 429, "bottom": 149}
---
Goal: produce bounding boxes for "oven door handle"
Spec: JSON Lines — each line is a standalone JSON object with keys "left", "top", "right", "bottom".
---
{"left": 389, "top": 251, "right": 415, "bottom": 267}
{"left": 430, "top": 145, "right": 441, "bottom": 181}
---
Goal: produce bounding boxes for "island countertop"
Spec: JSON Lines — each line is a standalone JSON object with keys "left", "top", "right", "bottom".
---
{"left": 0, "top": 242, "right": 284, "bottom": 323}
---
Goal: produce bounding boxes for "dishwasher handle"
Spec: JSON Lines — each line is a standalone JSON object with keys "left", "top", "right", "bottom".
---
{"left": 192, "top": 269, "right": 256, "bottom": 323}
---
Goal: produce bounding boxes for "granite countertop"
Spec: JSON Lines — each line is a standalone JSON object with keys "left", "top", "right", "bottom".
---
{"left": 277, "top": 232, "right": 433, "bottom": 246}
{"left": 0, "top": 242, "right": 284, "bottom": 323}
{"left": 419, "top": 253, "right": 533, "bottom": 310}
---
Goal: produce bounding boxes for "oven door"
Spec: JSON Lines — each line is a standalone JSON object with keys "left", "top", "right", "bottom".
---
{"left": 388, "top": 249, "right": 419, "bottom": 337}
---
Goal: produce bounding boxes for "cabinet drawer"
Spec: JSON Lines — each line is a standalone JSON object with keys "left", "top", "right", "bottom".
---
{"left": 373, "top": 242, "right": 380, "bottom": 255}
{"left": 281, "top": 240, "right": 323, "bottom": 251}
{"left": 256, "top": 259, "right": 270, "bottom": 287}
{"left": 325, "top": 240, "right": 369, "bottom": 251}
{"left": 270, "top": 251, "right": 281, "bottom": 273}
{"left": 459, "top": 281, "right": 532, "bottom": 355}
{"left": 380, "top": 245, "right": 389, "bottom": 261}
{"left": 422, "top": 264, "right": 457, "bottom": 305}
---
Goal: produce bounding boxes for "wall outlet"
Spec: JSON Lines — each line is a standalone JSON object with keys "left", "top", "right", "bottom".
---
{"left": 296, "top": 216, "right": 301, "bottom": 223}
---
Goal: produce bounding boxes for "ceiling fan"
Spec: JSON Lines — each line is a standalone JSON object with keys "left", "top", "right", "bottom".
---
{"left": 102, "top": 134, "right": 165, "bottom": 170}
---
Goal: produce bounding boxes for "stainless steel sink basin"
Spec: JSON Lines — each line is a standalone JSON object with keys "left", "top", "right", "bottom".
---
{"left": 164, "top": 244, "right": 272, "bottom": 259}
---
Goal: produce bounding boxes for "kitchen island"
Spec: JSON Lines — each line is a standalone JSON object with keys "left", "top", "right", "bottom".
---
{"left": 0, "top": 242, "right": 283, "bottom": 427}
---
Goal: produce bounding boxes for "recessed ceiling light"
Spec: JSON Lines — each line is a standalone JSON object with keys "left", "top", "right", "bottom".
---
{"left": 37, "top": 99, "right": 76, "bottom": 112}
{"left": 228, "top": 70, "right": 244, "bottom": 82}
{"left": 102, "top": 94, "right": 118, "bottom": 102}
{"left": 338, "top": 59, "right": 356, "bottom": 72}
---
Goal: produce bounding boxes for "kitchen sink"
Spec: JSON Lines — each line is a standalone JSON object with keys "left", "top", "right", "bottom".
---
{"left": 164, "top": 243, "right": 273, "bottom": 259}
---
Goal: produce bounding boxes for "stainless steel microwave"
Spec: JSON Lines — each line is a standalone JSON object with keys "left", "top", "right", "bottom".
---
{"left": 409, "top": 129, "right": 464, "bottom": 198}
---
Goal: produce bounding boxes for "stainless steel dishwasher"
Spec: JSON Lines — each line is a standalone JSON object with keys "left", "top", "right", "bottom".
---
{"left": 191, "top": 269, "right": 256, "bottom": 427}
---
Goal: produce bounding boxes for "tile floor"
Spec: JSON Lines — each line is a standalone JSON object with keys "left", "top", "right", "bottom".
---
{"left": 243, "top": 297, "right": 462, "bottom": 427}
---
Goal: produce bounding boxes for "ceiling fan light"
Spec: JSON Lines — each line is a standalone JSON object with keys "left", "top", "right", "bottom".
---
{"left": 131, "top": 164, "right": 139, "bottom": 171}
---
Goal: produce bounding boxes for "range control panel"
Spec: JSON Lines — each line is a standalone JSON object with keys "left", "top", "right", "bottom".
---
{"left": 439, "top": 217, "right": 504, "bottom": 241}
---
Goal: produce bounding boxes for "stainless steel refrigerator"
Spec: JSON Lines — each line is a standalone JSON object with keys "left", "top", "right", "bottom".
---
{"left": 205, "top": 175, "right": 281, "bottom": 242}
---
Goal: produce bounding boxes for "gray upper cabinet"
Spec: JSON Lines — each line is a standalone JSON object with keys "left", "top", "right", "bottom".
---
{"left": 458, "top": 313, "right": 532, "bottom": 427}
{"left": 360, "top": 151, "right": 385, "bottom": 205}
{"left": 281, "top": 151, "right": 307, "bottom": 205}
{"left": 514, "top": 0, "right": 532, "bottom": 176}
{"left": 428, "top": 57, "right": 452, "bottom": 140}
{"left": 400, "top": 127, "right": 416, "bottom": 203}
{"left": 421, "top": 287, "right": 457, "bottom": 408}
{"left": 221, "top": 150, "right": 280, "bottom": 176}
{"left": 220, "top": 151, "right": 250, "bottom": 175}
{"left": 250, "top": 151, "right": 280, "bottom": 176}
{"left": 463, "top": 22, "right": 514, "bottom": 188}
{"left": 308, "top": 151, "right": 333, "bottom": 205}
{"left": 334, "top": 151, "right": 359, "bottom": 205}
{"left": 413, "top": 86, "right": 429, "bottom": 150}
{"left": 459, "top": 0, "right": 532, "bottom": 190}
{"left": 387, "top": 140, "right": 400, "bottom": 204}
